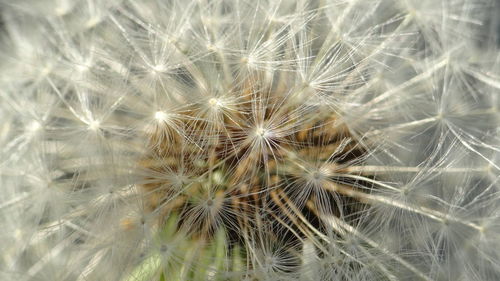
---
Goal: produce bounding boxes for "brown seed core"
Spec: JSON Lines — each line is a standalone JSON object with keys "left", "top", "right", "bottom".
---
{"left": 139, "top": 77, "right": 369, "bottom": 250}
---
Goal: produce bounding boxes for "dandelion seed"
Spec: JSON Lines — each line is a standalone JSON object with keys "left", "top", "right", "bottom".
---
{"left": 255, "top": 127, "right": 270, "bottom": 138}
{"left": 88, "top": 120, "right": 101, "bottom": 131}
{"left": 154, "top": 111, "right": 169, "bottom": 122}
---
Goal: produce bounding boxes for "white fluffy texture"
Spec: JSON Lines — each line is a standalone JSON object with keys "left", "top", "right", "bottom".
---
{"left": 0, "top": 0, "right": 499, "bottom": 280}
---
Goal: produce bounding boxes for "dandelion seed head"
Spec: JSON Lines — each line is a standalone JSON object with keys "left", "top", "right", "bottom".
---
{"left": 1, "top": 0, "right": 499, "bottom": 280}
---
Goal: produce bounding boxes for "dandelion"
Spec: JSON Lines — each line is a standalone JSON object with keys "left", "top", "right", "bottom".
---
{"left": 1, "top": 0, "right": 499, "bottom": 280}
